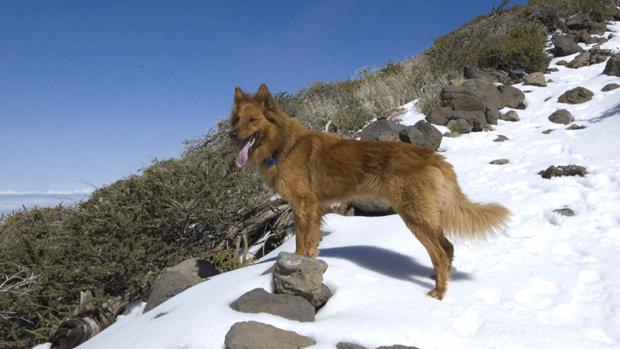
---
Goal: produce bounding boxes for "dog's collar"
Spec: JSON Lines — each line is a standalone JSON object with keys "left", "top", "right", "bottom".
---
{"left": 265, "top": 153, "right": 277, "bottom": 167}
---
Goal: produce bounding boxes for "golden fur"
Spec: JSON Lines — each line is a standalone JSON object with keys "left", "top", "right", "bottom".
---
{"left": 229, "top": 84, "right": 510, "bottom": 299}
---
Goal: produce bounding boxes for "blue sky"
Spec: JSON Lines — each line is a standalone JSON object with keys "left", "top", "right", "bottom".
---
{"left": 0, "top": 0, "right": 525, "bottom": 195}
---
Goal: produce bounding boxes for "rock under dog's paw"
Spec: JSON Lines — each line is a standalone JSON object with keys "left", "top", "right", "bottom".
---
{"left": 305, "top": 248, "right": 319, "bottom": 258}
{"left": 427, "top": 288, "right": 446, "bottom": 300}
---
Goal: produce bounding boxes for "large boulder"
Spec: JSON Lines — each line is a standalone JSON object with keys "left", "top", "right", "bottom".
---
{"left": 360, "top": 119, "right": 404, "bottom": 142}
{"left": 273, "top": 252, "right": 331, "bottom": 308}
{"left": 224, "top": 321, "right": 315, "bottom": 349}
{"left": 548, "top": 109, "right": 574, "bottom": 125}
{"left": 568, "top": 48, "right": 613, "bottom": 68}
{"left": 558, "top": 87, "right": 593, "bottom": 104}
{"left": 426, "top": 106, "right": 452, "bottom": 126}
{"left": 144, "top": 258, "right": 219, "bottom": 313}
{"left": 566, "top": 13, "right": 607, "bottom": 35}
{"left": 230, "top": 288, "right": 315, "bottom": 322}
{"left": 451, "top": 110, "right": 488, "bottom": 131}
{"left": 523, "top": 72, "right": 547, "bottom": 87}
{"left": 603, "top": 53, "right": 620, "bottom": 77}
{"left": 497, "top": 85, "right": 526, "bottom": 109}
{"left": 441, "top": 79, "right": 502, "bottom": 111}
{"left": 361, "top": 119, "right": 442, "bottom": 150}
{"left": 551, "top": 34, "right": 583, "bottom": 57}
{"left": 399, "top": 120, "right": 443, "bottom": 150}
{"left": 447, "top": 119, "right": 472, "bottom": 134}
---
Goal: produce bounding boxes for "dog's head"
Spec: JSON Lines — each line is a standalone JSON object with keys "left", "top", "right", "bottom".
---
{"left": 229, "top": 84, "right": 281, "bottom": 168}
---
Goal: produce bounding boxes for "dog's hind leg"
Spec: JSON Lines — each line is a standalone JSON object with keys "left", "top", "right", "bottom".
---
{"left": 396, "top": 210, "right": 452, "bottom": 300}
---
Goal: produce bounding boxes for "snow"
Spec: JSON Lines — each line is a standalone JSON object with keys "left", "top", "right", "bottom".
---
{"left": 71, "top": 24, "right": 620, "bottom": 349}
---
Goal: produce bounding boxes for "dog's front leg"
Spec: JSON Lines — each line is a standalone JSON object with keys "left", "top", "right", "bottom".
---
{"left": 290, "top": 195, "right": 322, "bottom": 258}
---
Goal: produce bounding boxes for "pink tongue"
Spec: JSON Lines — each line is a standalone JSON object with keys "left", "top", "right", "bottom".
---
{"left": 235, "top": 138, "right": 255, "bottom": 168}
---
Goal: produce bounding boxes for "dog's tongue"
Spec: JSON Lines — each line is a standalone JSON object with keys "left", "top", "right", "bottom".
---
{"left": 235, "top": 137, "right": 255, "bottom": 168}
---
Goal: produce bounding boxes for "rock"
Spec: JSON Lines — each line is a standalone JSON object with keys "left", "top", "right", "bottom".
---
{"left": 566, "top": 123, "right": 586, "bottom": 130}
{"left": 451, "top": 110, "right": 488, "bottom": 131}
{"left": 490, "top": 159, "right": 509, "bottom": 165}
{"left": 542, "top": 129, "right": 554, "bottom": 134}
{"left": 230, "top": 288, "right": 315, "bottom": 322}
{"left": 485, "top": 106, "right": 499, "bottom": 125}
{"left": 551, "top": 34, "right": 583, "bottom": 57}
{"left": 497, "top": 85, "right": 526, "bottom": 109}
{"left": 566, "top": 51, "right": 591, "bottom": 69}
{"left": 463, "top": 65, "right": 511, "bottom": 84}
{"left": 337, "top": 342, "right": 369, "bottom": 349}
{"left": 351, "top": 199, "right": 394, "bottom": 216}
{"left": 224, "top": 321, "right": 314, "bottom": 349}
{"left": 524, "top": 72, "right": 547, "bottom": 87}
{"left": 441, "top": 79, "right": 503, "bottom": 110}
{"left": 603, "top": 53, "right": 620, "bottom": 77}
{"left": 553, "top": 208, "right": 575, "bottom": 217}
{"left": 566, "top": 13, "right": 607, "bottom": 35}
{"left": 558, "top": 87, "right": 593, "bottom": 104}
{"left": 556, "top": 60, "right": 568, "bottom": 66}
{"left": 500, "top": 110, "right": 519, "bottom": 122}
{"left": 399, "top": 120, "right": 443, "bottom": 150}
{"left": 273, "top": 252, "right": 331, "bottom": 308}
{"left": 602, "top": 83, "right": 620, "bottom": 91}
{"left": 539, "top": 165, "right": 587, "bottom": 179}
{"left": 360, "top": 119, "right": 405, "bottom": 142}
{"left": 376, "top": 346, "right": 419, "bottom": 349}
{"left": 548, "top": 109, "right": 574, "bottom": 125}
{"left": 494, "top": 135, "right": 509, "bottom": 142}
{"left": 576, "top": 30, "right": 595, "bottom": 44}
{"left": 447, "top": 119, "right": 472, "bottom": 134}
{"left": 144, "top": 258, "right": 219, "bottom": 313}
{"left": 508, "top": 68, "right": 528, "bottom": 83}
{"left": 426, "top": 106, "right": 452, "bottom": 126}
{"left": 546, "top": 67, "right": 560, "bottom": 73}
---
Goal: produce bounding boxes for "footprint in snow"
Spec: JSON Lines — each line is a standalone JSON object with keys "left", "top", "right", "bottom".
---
{"left": 514, "top": 277, "right": 560, "bottom": 310}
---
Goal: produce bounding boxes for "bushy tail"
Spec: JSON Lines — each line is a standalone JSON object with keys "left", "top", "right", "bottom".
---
{"left": 441, "top": 181, "right": 510, "bottom": 240}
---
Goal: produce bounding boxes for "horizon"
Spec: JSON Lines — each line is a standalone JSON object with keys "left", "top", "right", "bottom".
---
{"left": 1, "top": 0, "right": 525, "bottom": 212}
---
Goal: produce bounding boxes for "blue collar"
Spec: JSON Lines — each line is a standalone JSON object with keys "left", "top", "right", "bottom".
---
{"left": 265, "top": 156, "right": 277, "bottom": 167}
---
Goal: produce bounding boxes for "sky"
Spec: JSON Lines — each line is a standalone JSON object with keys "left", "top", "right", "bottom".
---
{"left": 0, "top": 0, "right": 526, "bottom": 196}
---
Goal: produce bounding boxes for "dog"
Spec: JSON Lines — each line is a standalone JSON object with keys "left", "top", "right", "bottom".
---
{"left": 229, "top": 84, "right": 510, "bottom": 299}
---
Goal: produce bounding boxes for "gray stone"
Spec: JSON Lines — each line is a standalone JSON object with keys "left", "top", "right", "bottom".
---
{"left": 539, "top": 165, "right": 587, "bottom": 179}
{"left": 500, "top": 110, "right": 519, "bottom": 122}
{"left": 551, "top": 34, "right": 583, "bottom": 57}
{"left": 556, "top": 60, "right": 568, "bottom": 66}
{"left": 558, "top": 87, "right": 593, "bottom": 104}
{"left": 566, "top": 13, "right": 607, "bottom": 35}
{"left": 548, "top": 109, "right": 574, "bottom": 125}
{"left": 524, "top": 72, "right": 547, "bottom": 87}
{"left": 603, "top": 53, "right": 620, "bottom": 77}
{"left": 273, "top": 252, "right": 331, "bottom": 308}
{"left": 399, "top": 120, "right": 443, "bottom": 150}
{"left": 452, "top": 110, "right": 488, "bottom": 131}
{"left": 490, "top": 159, "right": 509, "bottom": 165}
{"left": 542, "top": 129, "right": 554, "bottom": 134}
{"left": 144, "top": 258, "right": 219, "bottom": 313}
{"left": 566, "top": 51, "right": 591, "bottom": 69}
{"left": 497, "top": 85, "right": 526, "bottom": 109}
{"left": 485, "top": 106, "right": 499, "bottom": 125}
{"left": 376, "top": 346, "right": 419, "bottom": 349}
{"left": 447, "top": 119, "right": 472, "bottom": 134}
{"left": 441, "top": 79, "right": 503, "bottom": 111}
{"left": 224, "top": 321, "right": 314, "bottom": 349}
{"left": 553, "top": 208, "right": 575, "bottom": 217}
{"left": 576, "top": 30, "right": 595, "bottom": 44}
{"left": 602, "top": 83, "right": 620, "bottom": 91}
{"left": 494, "top": 135, "right": 509, "bottom": 142}
{"left": 230, "top": 288, "right": 315, "bottom": 322}
{"left": 337, "top": 343, "right": 368, "bottom": 349}
{"left": 360, "top": 119, "right": 405, "bottom": 142}
{"left": 566, "top": 123, "right": 586, "bottom": 130}
{"left": 426, "top": 106, "right": 452, "bottom": 126}
{"left": 351, "top": 199, "right": 394, "bottom": 216}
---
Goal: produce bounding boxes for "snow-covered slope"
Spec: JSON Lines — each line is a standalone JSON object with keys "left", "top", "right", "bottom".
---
{"left": 77, "top": 24, "right": 620, "bottom": 349}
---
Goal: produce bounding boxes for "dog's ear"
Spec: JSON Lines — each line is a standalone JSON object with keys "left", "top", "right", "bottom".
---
{"left": 256, "top": 83, "right": 276, "bottom": 110}
{"left": 234, "top": 86, "right": 246, "bottom": 104}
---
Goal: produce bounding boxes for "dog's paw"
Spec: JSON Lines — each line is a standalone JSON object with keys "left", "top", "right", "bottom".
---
{"left": 427, "top": 288, "right": 446, "bottom": 300}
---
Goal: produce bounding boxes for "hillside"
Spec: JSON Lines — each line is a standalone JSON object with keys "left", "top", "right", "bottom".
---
{"left": 68, "top": 21, "right": 620, "bottom": 349}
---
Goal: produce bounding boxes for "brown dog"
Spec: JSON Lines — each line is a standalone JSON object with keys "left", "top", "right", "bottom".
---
{"left": 229, "top": 84, "right": 510, "bottom": 299}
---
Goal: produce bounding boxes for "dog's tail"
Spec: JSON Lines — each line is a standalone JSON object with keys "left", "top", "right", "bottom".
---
{"left": 440, "top": 174, "right": 510, "bottom": 240}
